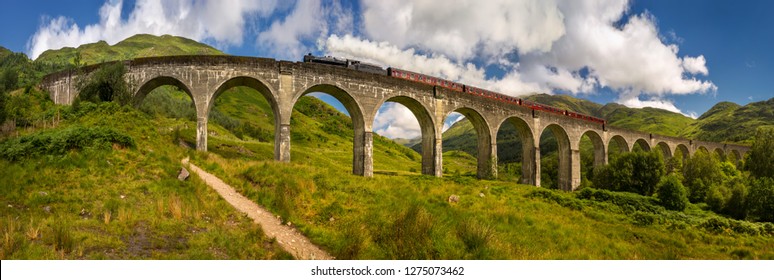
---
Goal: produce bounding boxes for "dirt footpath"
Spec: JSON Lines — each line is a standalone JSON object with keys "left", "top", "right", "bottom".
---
{"left": 183, "top": 158, "right": 334, "bottom": 260}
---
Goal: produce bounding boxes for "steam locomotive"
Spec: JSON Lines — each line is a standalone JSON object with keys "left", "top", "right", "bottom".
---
{"left": 303, "top": 54, "right": 606, "bottom": 126}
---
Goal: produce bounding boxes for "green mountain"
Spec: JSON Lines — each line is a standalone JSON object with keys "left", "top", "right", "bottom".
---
{"left": 682, "top": 98, "right": 774, "bottom": 144}
{"left": 35, "top": 34, "right": 223, "bottom": 66}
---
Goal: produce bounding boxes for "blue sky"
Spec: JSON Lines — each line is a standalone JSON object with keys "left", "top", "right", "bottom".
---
{"left": 1, "top": 0, "right": 772, "bottom": 139}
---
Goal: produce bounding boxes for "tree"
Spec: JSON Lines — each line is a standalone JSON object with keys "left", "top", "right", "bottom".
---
{"left": 75, "top": 62, "right": 131, "bottom": 105}
{"left": 0, "top": 90, "right": 6, "bottom": 124}
{"left": 0, "top": 68, "right": 18, "bottom": 93}
{"left": 682, "top": 149, "right": 723, "bottom": 203}
{"left": 657, "top": 174, "right": 689, "bottom": 211}
{"left": 747, "top": 127, "right": 774, "bottom": 179}
{"left": 725, "top": 180, "right": 748, "bottom": 220}
{"left": 592, "top": 151, "right": 665, "bottom": 196}
{"left": 747, "top": 177, "right": 774, "bottom": 222}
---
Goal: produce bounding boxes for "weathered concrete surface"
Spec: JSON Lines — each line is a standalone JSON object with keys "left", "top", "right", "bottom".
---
{"left": 41, "top": 55, "right": 751, "bottom": 190}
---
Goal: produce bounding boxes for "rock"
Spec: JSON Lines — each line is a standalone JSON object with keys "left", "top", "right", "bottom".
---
{"left": 79, "top": 208, "right": 91, "bottom": 219}
{"left": 448, "top": 194, "right": 460, "bottom": 204}
{"left": 38, "top": 191, "right": 48, "bottom": 196}
{"left": 120, "top": 195, "right": 126, "bottom": 199}
{"left": 43, "top": 206, "right": 51, "bottom": 213}
{"left": 479, "top": 193, "right": 485, "bottom": 198}
{"left": 287, "top": 221, "right": 292, "bottom": 226}
{"left": 329, "top": 217, "right": 335, "bottom": 222}
{"left": 177, "top": 167, "right": 190, "bottom": 181}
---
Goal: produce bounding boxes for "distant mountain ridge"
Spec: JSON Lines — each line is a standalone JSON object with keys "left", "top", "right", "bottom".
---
{"left": 35, "top": 34, "right": 223, "bottom": 66}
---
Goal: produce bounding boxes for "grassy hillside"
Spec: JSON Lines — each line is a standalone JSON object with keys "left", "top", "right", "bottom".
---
{"left": 681, "top": 98, "right": 774, "bottom": 144}
{"left": 604, "top": 106, "right": 695, "bottom": 137}
{"left": 0, "top": 97, "right": 291, "bottom": 259}
{"left": 35, "top": 34, "right": 223, "bottom": 66}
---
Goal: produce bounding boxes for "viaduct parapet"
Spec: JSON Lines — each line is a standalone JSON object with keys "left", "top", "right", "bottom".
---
{"left": 40, "top": 55, "right": 751, "bottom": 190}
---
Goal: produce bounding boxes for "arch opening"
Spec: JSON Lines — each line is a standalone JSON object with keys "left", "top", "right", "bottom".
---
{"left": 729, "top": 149, "right": 742, "bottom": 165}
{"left": 539, "top": 124, "right": 572, "bottom": 190}
{"left": 496, "top": 116, "right": 535, "bottom": 185}
{"left": 633, "top": 138, "right": 651, "bottom": 152}
{"left": 206, "top": 76, "right": 278, "bottom": 158}
{"left": 372, "top": 96, "right": 436, "bottom": 176}
{"left": 656, "top": 142, "right": 672, "bottom": 159}
{"left": 579, "top": 130, "right": 605, "bottom": 189}
{"left": 713, "top": 148, "right": 726, "bottom": 162}
{"left": 441, "top": 108, "right": 493, "bottom": 179}
{"left": 133, "top": 76, "right": 194, "bottom": 108}
{"left": 134, "top": 77, "right": 197, "bottom": 148}
{"left": 675, "top": 144, "right": 690, "bottom": 160}
{"left": 289, "top": 84, "right": 367, "bottom": 175}
{"left": 608, "top": 135, "right": 629, "bottom": 162}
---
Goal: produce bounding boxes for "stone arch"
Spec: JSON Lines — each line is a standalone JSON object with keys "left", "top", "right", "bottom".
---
{"left": 713, "top": 147, "right": 726, "bottom": 161}
{"left": 133, "top": 76, "right": 194, "bottom": 107}
{"left": 495, "top": 116, "right": 537, "bottom": 185}
{"left": 633, "top": 138, "right": 651, "bottom": 151}
{"left": 656, "top": 142, "right": 672, "bottom": 158}
{"left": 608, "top": 135, "right": 629, "bottom": 159}
{"left": 580, "top": 130, "right": 606, "bottom": 167}
{"left": 132, "top": 75, "right": 205, "bottom": 150}
{"left": 374, "top": 95, "right": 439, "bottom": 176}
{"left": 675, "top": 144, "right": 690, "bottom": 159}
{"left": 442, "top": 107, "right": 494, "bottom": 179}
{"left": 211, "top": 76, "right": 278, "bottom": 116}
{"left": 208, "top": 76, "right": 279, "bottom": 156}
{"left": 540, "top": 124, "right": 572, "bottom": 191}
{"left": 697, "top": 146, "right": 710, "bottom": 154}
{"left": 290, "top": 83, "right": 368, "bottom": 175}
{"left": 729, "top": 149, "right": 742, "bottom": 164}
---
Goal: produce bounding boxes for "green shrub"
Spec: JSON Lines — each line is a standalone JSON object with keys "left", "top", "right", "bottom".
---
{"left": 657, "top": 175, "right": 689, "bottom": 211}
{"left": 576, "top": 188, "right": 663, "bottom": 214}
{"left": 632, "top": 212, "right": 657, "bottom": 226}
{"left": 76, "top": 62, "right": 131, "bottom": 105}
{"left": 683, "top": 149, "right": 724, "bottom": 203}
{"left": 701, "top": 217, "right": 730, "bottom": 234}
{"left": 746, "top": 127, "right": 774, "bottom": 179}
{"left": 747, "top": 177, "right": 774, "bottom": 222}
{"left": 528, "top": 189, "right": 583, "bottom": 210}
{"left": 592, "top": 151, "right": 664, "bottom": 196}
{"left": 0, "top": 125, "right": 135, "bottom": 161}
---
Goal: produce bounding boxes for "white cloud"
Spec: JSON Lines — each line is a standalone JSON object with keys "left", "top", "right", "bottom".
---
{"left": 373, "top": 102, "right": 421, "bottom": 139}
{"left": 682, "top": 55, "right": 709, "bottom": 75}
{"left": 324, "top": 34, "right": 546, "bottom": 96}
{"left": 618, "top": 95, "right": 699, "bottom": 118}
{"left": 361, "top": 0, "right": 566, "bottom": 61}
{"left": 27, "top": 0, "right": 278, "bottom": 59}
{"left": 256, "top": 0, "right": 325, "bottom": 60}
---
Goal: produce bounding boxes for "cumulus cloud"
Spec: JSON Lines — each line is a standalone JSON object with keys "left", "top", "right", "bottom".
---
{"left": 682, "top": 55, "right": 709, "bottom": 75}
{"left": 27, "top": 0, "right": 278, "bottom": 59}
{"left": 361, "top": 0, "right": 566, "bottom": 61}
{"left": 325, "top": 34, "right": 546, "bottom": 96}
{"left": 257, "top": 0, "right": 324, "bottom": 59}
{"left": 373, "top": 103, "right": 421, "bottom": 139}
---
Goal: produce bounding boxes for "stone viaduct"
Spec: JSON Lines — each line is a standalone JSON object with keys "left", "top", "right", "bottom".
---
{"left": 41, "top": 55, "right": 751, "bottom": 191}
